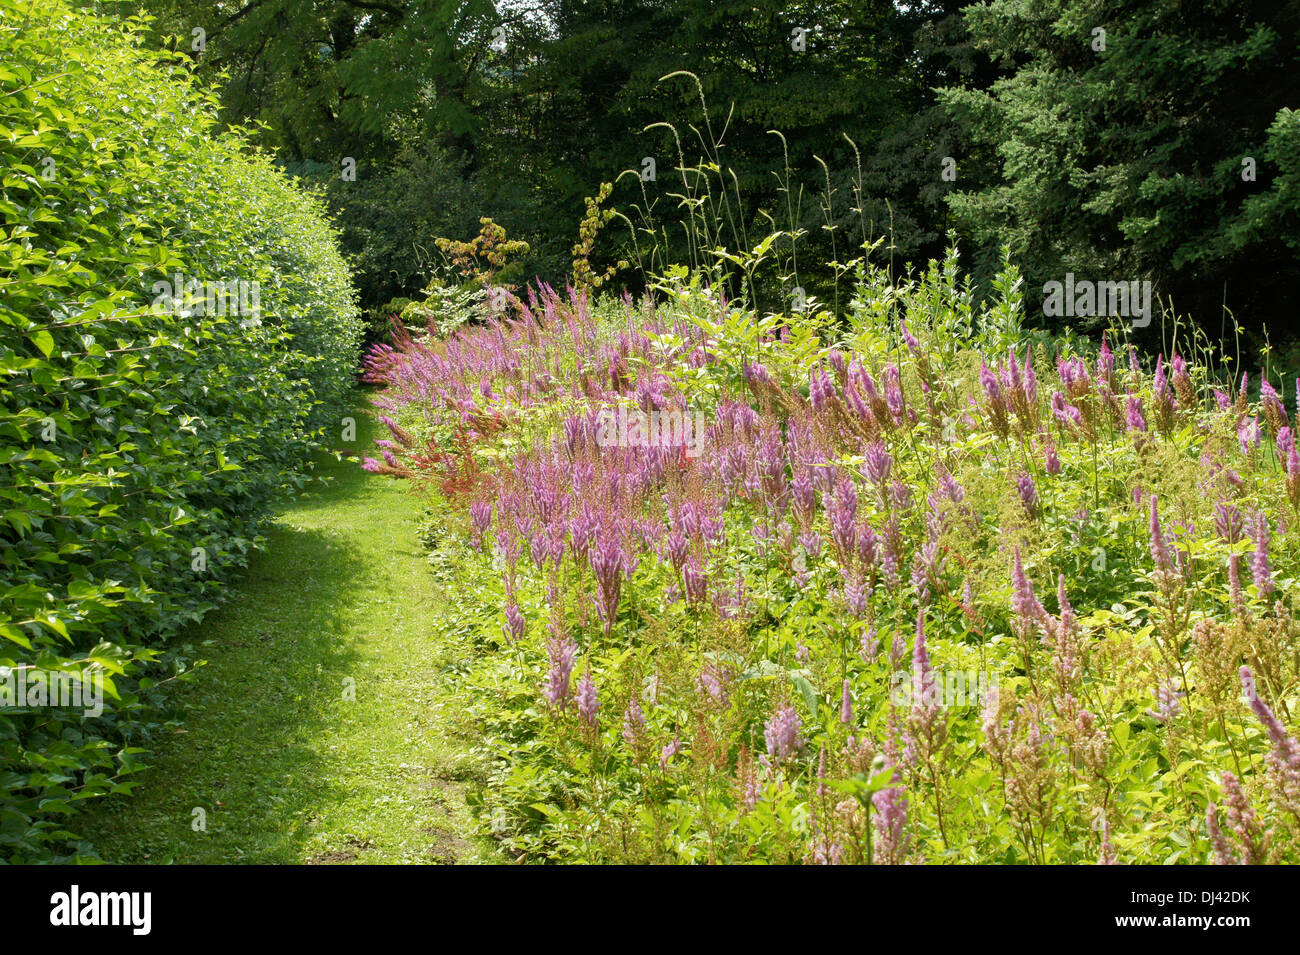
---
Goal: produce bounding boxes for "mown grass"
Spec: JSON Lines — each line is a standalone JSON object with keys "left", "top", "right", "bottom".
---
{"left": 77, "top": 398, "right": 493, "bottom": 864}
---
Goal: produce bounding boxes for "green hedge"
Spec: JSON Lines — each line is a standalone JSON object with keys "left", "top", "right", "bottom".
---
{"left": 0, "top": 0, "right": 360, "bottom": 860}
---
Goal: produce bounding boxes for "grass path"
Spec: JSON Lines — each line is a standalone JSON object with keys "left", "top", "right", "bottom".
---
{"left": 79, "top": 403, "right": 490, "bottom": 864}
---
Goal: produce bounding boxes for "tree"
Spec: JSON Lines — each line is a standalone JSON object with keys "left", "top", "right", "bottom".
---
{"left": 940, "top": 0, "right": 1300, "bottom": 340}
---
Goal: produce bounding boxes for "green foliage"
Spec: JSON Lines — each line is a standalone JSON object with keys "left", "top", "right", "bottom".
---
{"left": 360, "top": 298, "right": 412, "bottom": 349}
{"left": 0, "top": 0, "right": 359, "bottom": 860}
{"left": 134, "top": 0, "right": 1299, "bottom": 342}
{"left": 434, "top": 218, "right": 530, "bottom": 292}
{"left": 74, "top": 408, "right": 493, "bottom": 864}
{"left": 136, "top": 0, "right": 498, "bottom": 161}
{"left": 137, "top": 0, "right": 973, "bottom": 308}
{"left": 940, "top": 0, "right": 1300, "bottom": 337}
{"left": 400, "top": 284, "right": 486, "bottom": 338}
{"left": 290, "top": 143, "right": 489, "bottom": 309}
{"left": 380, "top": 252, "right": 1300, "bottom": 864}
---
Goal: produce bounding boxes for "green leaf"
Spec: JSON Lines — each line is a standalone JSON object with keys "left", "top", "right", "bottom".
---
{"left": 0, "top": 624, "right": 32, "bottom": 649}
{"left": 31, "top": 329, "right": 54, "bottom": 357}
{"left": 790, "top": 672, "right": 819, "bottom": 715}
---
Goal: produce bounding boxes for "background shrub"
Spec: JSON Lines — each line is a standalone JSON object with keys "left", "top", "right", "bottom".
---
{"left": 0, "top": 0, "right": 359, "bottom": 860}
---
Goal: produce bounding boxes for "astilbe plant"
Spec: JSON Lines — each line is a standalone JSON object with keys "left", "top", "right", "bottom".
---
{"left": 368, "top": 258, "right": 1300, "bottom": 865}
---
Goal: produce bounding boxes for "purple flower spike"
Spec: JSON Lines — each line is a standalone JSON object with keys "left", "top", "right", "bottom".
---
{"left": 1149, "top": 495, "right": 1173, "bottom": 575}
{"left": 1240, "top": 667, "right": 1300, "bottom": 797}
{"left": 1045, "top": 442, "right": 1062, "bottom": 475}
{"left": 576, "top": 666, "right": 599, "bottom": 727}
{"left": 622, "top": 699, "right": 644, "bottom": 746}
{"left": 1125, "top": 396, "right": 1147, "bottom": 433}
{"left": 1017, "top": 470, "right": 1038, "bottom": 517}
{"left": 862, "top": 440, "right": 893, "bottom": 488}
{"left": 659, "top": 737, "right": 681, "bottom": 771}
{"left": 591, "top": 532, "right": 626, "bottom": 634}
{"left": 901, "top": 319, "right": 920, "bottom": 355}
{"left": 505, "top": 601, "right": 526, "bottom": 641}
{"left": 883, "top": 365, "right": 905, "bottom": 423}
{"left": 1012, "top": 547, "right": 1044, "bottom": 633}
{"left": 1250, "top": 511, "right": 1274, "bottom": 596}
{"left": 545, "top": 636, "right": 578, "bottom": 709}
{"left": 871, "top": 765, "right": 909, "bottom": 865}
{"left": 764, "top": 704, "right": 803, "bottom": 764}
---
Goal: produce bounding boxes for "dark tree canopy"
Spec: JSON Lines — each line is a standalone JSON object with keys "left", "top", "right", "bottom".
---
{"left": 133, "top": 0, "right": 1300, "bottom": 347}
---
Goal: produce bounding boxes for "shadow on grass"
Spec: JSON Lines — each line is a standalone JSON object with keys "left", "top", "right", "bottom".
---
{"left": 77, "top": 406, "right": 408, "bottom": 863}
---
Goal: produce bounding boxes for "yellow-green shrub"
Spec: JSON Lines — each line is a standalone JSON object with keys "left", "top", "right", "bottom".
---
{"left": 0, "top": 0, "right": 359, "bottom": 859}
